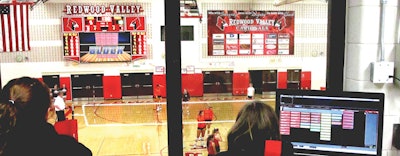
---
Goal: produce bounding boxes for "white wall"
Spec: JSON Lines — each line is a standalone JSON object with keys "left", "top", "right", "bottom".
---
{"left": 2, "top": 0, "right": 399, "bottom": 154}
{"left": 345, "top": 0, "right": 400, "bottom": 155}
{"left": 0, "top": 0, "right": 328, "bottom": 90}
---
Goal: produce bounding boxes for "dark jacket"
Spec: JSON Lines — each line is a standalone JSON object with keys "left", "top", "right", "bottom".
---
{"left": 3, "top": 122, "right": 92, "bottom": 156}
{"left": 183, "top": 92, "right": 190, "bottom": 101}
{"left": 216, "top": 140, "right": 293, "bottom": 156}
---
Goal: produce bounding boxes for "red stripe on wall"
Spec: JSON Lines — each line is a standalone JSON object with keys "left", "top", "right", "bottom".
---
{"left": 73, "top": 36, "right": 76, "bottom": 56}
{"left": 25, "top": 3, "right": 30, "bottom": 50}
{"left": 19, "top": 4, "right": 25, "bottom": 51}
{"left": 0, "top": 14, "right": 6, "bottom": 52}
{"left": 13, "top": 4, "right": 19, "bottom": 51}
{"left": 6, "top": 7, "right": 12, "bottom": 52}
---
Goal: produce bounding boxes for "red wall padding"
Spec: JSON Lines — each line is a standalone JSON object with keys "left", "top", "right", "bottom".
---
{"left": 153, "top": 74, "right": 166, "bottom": 97}
{"left": 264, "top": 140, "right": 282, "bottom": 156}
{"left": 182, "top": 73, "right": 203, "bottom": 97}
{"left": 103, "top": 75, "right": 122, "bottom": 99}
{"left": 277, "top": 72, "right": 287, "bottom": 89}
{"left": 301, "top": 71, "right": 312, "bottom": 90}
{"left": 232, "top": 72, "right": 249, "bottom": 96}
{"left": 59, "top": 77, "right": 72, "bottom": 100}
{"left": 37, "top": 77, "right": 43, "bottom": 82}
{"left": 54, "top": 119, "right": 78, "bottom": 141}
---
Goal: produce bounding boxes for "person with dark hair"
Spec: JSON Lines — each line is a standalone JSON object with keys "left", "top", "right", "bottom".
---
{"left": 154, "top": 84, "right": 164, "bottom": 112}
{"left": 196, "top": 110, "right": 206, "bottom": 141}
{"left": 51, "top": 84, "right": 59, "bottom": 99}
{"left": 0, "top": 101, "right": 17, "bottom": 155}
{"left": 216, "top": 100, "right": 293, "bottom": 156}
{"left": 182, "top": 89, "right": 190, "bottom": 113}
{"left": 60, "top": 83, "right": 67, "bottom": 99}
{"left": 203, "top": 105, "right": 215, "bottom": 134}
{"left": 53, "top": 91, "right": 66, "bottom": 122}
{"left": 182, "top": 89, "right": 190, "bottom": 102}
{"left": 193, "top": 110, "right": 207, "bottom": 148}
{"left": 246, "top": 83, "right": 255, "bottom": 99}
{"left": 207, "top": 134, "right": 217, "bottom": 156}
{"left": 154, "top": 84, "right": 163, "bottom": 102}
{"left": 0, "top": 76, "right": 92, "bottom": 156}
{"left": 182, "top": 88, "right": 190, "bottom": 102}
{"left": 212, "top": 128, "right": 222, "bottom": 153}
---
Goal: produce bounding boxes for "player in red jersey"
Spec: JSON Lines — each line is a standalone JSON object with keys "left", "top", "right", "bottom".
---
{"left": 212, "top": 128, "right": 222, "bottom": 153}
{"left": 154, "top": 84, "right": 164, "bottom": 112}
{"left": 196, "top": 110, "right": 206, "bottom": 141}
{"left": 207, "top": 134, "right": 217, "bottom": 156}
{"left": 203, "top": 105, "right": 215, "bottom": 134}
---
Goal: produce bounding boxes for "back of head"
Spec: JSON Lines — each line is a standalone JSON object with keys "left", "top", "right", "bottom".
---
{"left": 0, "top": 102, "right": 17, "bottom": 155}
{"left": 0, "top": 77, "right": 51, "bottom": 124}
{"left": 227, "top": 100, "right": 280, "bottom": 154}
{"left": 206, "top": 134, "right": 215, "bottom": 148}
{"left": 213, "top": 128, "right": 219, "bottom": 134}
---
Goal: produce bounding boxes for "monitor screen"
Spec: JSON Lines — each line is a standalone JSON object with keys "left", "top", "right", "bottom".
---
{"left": 275, "top": 89, "right": 384, "bottom": 156}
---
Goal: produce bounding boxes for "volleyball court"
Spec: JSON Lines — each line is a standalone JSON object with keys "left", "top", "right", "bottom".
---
{"left": 77, "top": 98, "right": 274, "bottom": 127}
{"left": 69, "top": 97, "right": 274, "bottom": 155}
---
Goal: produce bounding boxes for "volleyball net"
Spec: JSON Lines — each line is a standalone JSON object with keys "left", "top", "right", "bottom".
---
{"left": 76, "top": 98, "right": 274, "bottom": 127}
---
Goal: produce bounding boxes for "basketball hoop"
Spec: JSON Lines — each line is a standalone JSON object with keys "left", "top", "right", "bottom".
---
{"left": 64, "top": 57, "right": 79, "bottom": 66}
{"left": 180, "top": 0, "right": 202, "bottom": 23}
{"left": 180, "top": 13, "right": 203, "bottom": 23}
{"left": 28, "top": 0, "right": 48, "bottom": 11}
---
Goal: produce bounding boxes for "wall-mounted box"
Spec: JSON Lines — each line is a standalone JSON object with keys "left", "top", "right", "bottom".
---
{"left": 396, "top": 49, "right": 400, "bottom": 86}
{"left": 370, "top": 62, "right": 394, "bottom": 83}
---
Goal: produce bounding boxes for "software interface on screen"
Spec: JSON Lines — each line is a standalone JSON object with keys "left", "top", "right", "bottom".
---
{"left": 276, "top": 90, "right": 384, "bottom": 156}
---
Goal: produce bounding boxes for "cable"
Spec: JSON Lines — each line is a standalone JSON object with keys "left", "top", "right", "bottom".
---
{"left": 389, "top": 76, "right": 400, "bottom": 82}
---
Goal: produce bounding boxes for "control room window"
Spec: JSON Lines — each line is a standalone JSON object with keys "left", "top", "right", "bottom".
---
{"left": 161, "top": 26, "right": 194, "bottom": 41}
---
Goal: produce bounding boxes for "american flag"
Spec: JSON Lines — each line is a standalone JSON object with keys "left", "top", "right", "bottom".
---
{"left": 0, "top": 2, "right": 31, "bottom": 52}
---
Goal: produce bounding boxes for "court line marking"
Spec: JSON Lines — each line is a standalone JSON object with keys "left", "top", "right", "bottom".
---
{"left": 79, "top": 99, "right": 273, "bottom": 127}
{"left": 82, "top": 99, "right": 274, "bottom": 106}
{"left": 83, "top": 120, "right": 236, "bottom": 127}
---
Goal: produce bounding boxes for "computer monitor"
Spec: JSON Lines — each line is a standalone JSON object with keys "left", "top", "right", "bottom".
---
{"left": 275, "top": 89, "right": 384, "bottom": 156}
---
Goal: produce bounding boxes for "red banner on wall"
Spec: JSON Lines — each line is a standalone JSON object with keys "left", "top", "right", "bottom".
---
{"left": 62, "top": 17, "right": 84, "bottom": 32}
{"left": 125, "top": 16, "right": 145, "bottom": 31}
{"left": 207, "top": 10, "right": 295, "bottom": 56}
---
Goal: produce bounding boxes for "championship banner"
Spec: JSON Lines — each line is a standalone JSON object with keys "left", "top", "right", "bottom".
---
{"left": 131, "top": 31, "right": 147, "bottom": 60}
{"left": 63, "top": 32, "right": 80, "bottom": 61}
{"left": 207, "top": 10, "right": 295, "bottom": 56}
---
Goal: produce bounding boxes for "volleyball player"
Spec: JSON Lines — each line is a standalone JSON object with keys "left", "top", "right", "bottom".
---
{"left": 182, "top": 89, "right": 190, "bottom": 113}
{"left": 196, "top": 110, "right": 206, "bottom": 142}
{"left": 154, "top": 84, "right": 164, "bottom": 112}
{"left": 203, "top": 105, "right": 215, "bottom": 134}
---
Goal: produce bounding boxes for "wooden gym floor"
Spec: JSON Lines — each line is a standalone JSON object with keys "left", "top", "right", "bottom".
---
{"left": 47, "top": 94, "right": 276, "bottom": 156}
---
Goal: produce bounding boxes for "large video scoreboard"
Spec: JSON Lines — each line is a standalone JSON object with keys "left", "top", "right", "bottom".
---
{"left": 62, "top": 4, "right": 146, "bottom": 63}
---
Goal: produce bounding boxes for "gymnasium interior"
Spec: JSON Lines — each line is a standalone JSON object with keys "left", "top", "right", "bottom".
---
{"left": 1, "top": 0, "right": 400, "bottom": 155}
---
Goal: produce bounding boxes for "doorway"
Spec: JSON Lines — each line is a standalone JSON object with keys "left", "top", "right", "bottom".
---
{"left": 249, "top": 70, "right": 263, "bottom": 94}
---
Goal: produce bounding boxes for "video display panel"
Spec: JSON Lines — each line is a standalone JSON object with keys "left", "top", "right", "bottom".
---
{"left": 79, "top": 32, "right": 132, "bottom": 63}
{"left": 275, "top": 89, "right": 384, "bottom": 156}
{"left": 62, "top": 15, "right": 147, "bottom": 62}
